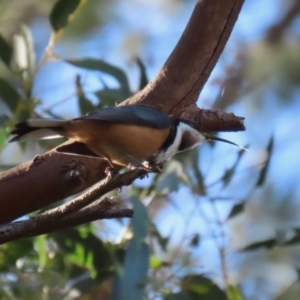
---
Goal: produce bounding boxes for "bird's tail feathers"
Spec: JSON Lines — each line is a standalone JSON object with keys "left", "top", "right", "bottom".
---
{"left": 9, "top": 119, "right": 66, "bottom": 142}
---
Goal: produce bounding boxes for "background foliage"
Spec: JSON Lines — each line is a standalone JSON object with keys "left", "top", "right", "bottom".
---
{"left": 1, "top": 0, "right": 300, "bottom": 299}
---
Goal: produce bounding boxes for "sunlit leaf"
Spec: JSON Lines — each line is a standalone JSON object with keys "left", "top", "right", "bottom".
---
{"left": 165, "top": 275, "right": 228, "bottom": 300}
{"left": 50, "top": 0, "right": 84, "bottom": 32}
{"left": 227, "top": 201, "right": 245, "bottom": 220}
{"left": 0, "top": 239, "right": 34, "bottom": 272}
{"left": 136, "top": 57, "right": 148, "bottom": 90}
{"left": 149, "top": 255, "right": 163, "bottom": 269}
{"left": 0, "top": 34, "right": 13, "bottom": 67}
{"left": 226, "top": 285, "right": 244, "bottom": 300}
{"left": 0, "top": 78, "right": 20, "bottom": 112}
{"left": 0, "top": 128, "right": 8, "bottom": 150}
{"left": 34, "top": 235, "right": 48, "bottom": 270}
{"left": 67, "top": 58, "right": 130, "bottom": 90}
{"left": 256, "top": 136, "right": 274, "bottom": 186}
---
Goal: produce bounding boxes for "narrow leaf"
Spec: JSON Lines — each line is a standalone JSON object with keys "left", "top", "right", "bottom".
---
{"left": 0, "top": 34, "right": 12, "bottom": 67}
{"left": 256, "top": 136, "right": 274, "bottom": 186}
{"left": 67, "top": 58, "right": 130, "bottom": 90}
{"left": 226, "top": 285, "right": 244, "bottom": 300}
{"left": 221, "top": 145, "right": 249, "bottom": 186}
{"left": 95, "top": 87, "right": 132, "bottom": 107}
{"left": 50, "top": 0, "right": 82, "bottom": 32}
{"left": 227, "top": 202, "right": 245, "bottom": 220}
{"left": 0, "top": 78, "right": 20, "bottom": 112}
{"left": 75, "top": 75, "right": 94, "bottom": 114}
{"left": 136, "top": 57, "right": 148, "bottom": 90}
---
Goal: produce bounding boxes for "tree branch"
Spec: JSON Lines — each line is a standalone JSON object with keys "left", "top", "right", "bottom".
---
{"left": 0, "top": 197, "right": 133, "bottom": 245}
{"left": 0, "top": 0, "right": 245, "bottom": 228}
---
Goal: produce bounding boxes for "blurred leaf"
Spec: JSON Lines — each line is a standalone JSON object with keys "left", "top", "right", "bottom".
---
{"left": 0, "top": 128, "right": 8, "bottom": 150}
{"left": 221, "top": 146, "right": 248, "bottom": 186}
{"left": 75, "top": 75, "right": 95, "bottom": 114}
{"left": 149, "top": 222, "right": 169, "bottom": 251}
{"left": 34, "top": 235, "right": 48, "bottom": 270}
{"left": 0, "top": 34, "right": 12, "bottom": 67}
{"left": 67, "top": 58, "right": 130, "bottom": 90}
{"left": 0, "top": 239, "right": 35, "bottom": 272}
{"left": 188, "top": 148, "right": 206, "bottom": 195}
{"left": 149, "top": 255, "right": 163, "bottom": 269}
{"left": 113, "top": 198, "right": 150, "bottom": 300}
{"left": 226, "top": 285, "right": 243, "bottom": 300}
{"left": 242, "top": 238, "right": 277, "bottom": 251}
{"left": 95, "top": 87, "right": 132, "bottom": 107}
{"left": 256, "top": 136, "right": 274, "bottom": 186}
{"left": 52, "top": 227, "right": 123, "bottom": 282}
{"left": 0, "top": 78, "right": 20, "bottom": 112}
{"left": 50, "top": 0, "right": 85, "bottom": 32}
{"left": 190, "top": 233, "right": 201, "bottom": 247}
{"left": 227, "top": 201, "right": 245, "bottom": 220}
{"left": 157, "top": 160, "right": 190, "bottom": 193}
{"left": 136, "top": 57, "right": 148, "bottom": 90}
{"left": 165, "top": 275, "right": 228, "bottom": 300}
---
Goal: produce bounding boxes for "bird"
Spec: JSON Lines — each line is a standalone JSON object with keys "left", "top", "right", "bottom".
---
{"left": 9, "top": 105, "right": 245, "bottom": 171}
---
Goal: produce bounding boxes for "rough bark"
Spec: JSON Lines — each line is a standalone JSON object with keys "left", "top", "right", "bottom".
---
{"left": 0, "top": 0, "right": 245, "bottom": 229}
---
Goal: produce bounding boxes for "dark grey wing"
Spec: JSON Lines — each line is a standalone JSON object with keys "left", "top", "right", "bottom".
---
{"left": 74, "top": 105, "right": 172, "bottom": 128}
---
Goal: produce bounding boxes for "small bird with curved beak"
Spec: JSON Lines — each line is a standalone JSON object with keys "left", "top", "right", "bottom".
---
{"left": 9, "top": 105, "right": 246, "bottom": 173}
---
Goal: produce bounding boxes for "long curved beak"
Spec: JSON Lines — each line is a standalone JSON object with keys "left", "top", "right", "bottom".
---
{"left": 205, "top": 135, "right": 248, "bottom": 151}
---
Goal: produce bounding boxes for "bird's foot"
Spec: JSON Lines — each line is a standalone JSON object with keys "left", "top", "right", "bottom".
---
{"left": 128, "top": 157, "right": 163, "bottom": 174}
{"left": 104, "top": 167, "right": 119, "bottom": 181}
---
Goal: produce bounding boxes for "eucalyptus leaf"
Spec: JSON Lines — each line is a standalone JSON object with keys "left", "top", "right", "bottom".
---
{"left": 0, "top": 34, "right": 12, "bottom": 67}
{"left": 0, "top": 78, "right": 20, "bottom": 112}
{"left": 67, "top": 58, "right": 130, "bottom": 90}
{"left": 50, "top": 0, "right": 82, "bottom": 32}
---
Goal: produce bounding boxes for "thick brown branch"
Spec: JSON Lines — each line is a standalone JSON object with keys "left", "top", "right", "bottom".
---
{"left": 123, "top": 0, "right": 245, "bottom": 119}
{"left": 0, "top": 197, "right": 133, "bottom": 245}
{"left": 0, "top": 0, "right": 245, "bottom": 228}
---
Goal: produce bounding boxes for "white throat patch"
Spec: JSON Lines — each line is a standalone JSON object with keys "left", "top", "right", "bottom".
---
{"left": 156, "top": 122, "right": 205, "bottom": 163}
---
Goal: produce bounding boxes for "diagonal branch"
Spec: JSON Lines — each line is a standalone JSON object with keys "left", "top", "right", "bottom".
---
{"left": 0, "top": 197, "right": 133, "bottom": 245}
{"left": 0, "top": 0, "right": 245, "bottom": 228}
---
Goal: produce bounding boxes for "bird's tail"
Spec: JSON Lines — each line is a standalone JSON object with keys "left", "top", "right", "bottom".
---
{"left": 9, "top": 119, "right": 66, "bottom": 142}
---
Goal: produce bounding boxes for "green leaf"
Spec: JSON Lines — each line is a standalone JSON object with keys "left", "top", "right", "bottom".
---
{"left": 50, "top": 0, "right": 83, "bottom": 32}
{"left": 0, "top": 78, "right": 20, "bottom": 112}
{"left": 226, "top": 285, "right": 244, "bottom": 300}
{"left": 136, "top": 57, "right": 148, "bottom": 90}
{"left": 165, "top": 275, "right": 228, "bottom": 300}
{"left": 256, "top": 136, "right": 274, "bottom": 186}
{"left": 66, "top": 58, "right": 130, "bottom": 90}
{"left": 0, "top": 128, "right": 8, "bottom": 150}
{"left": 94, "top": 87, "right": 132, "bottom": 107}
{"left": 0, "top": 34, "right": 12, "bottom": 67}
{"left": 34, "top": 235, "right": 48, "bottom": 270}
{"left": 0, "top": 239, "right": 35, "bottom": 272}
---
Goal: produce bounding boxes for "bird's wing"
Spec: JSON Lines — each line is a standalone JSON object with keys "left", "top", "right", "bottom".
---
{"left": 74, "top": 105, "right": 172, "bottom": 128}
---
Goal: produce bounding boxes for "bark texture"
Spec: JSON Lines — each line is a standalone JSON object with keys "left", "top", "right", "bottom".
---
{"left": 0, "top": 0, "right": 245, "bottom": 233}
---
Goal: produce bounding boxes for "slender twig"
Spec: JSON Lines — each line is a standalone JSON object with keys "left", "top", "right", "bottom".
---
{"left": 0, "top": 197, "right": 133, "bottom": 244}
{"left": 0, "top": 168, "right": 148, "bottom": 244}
